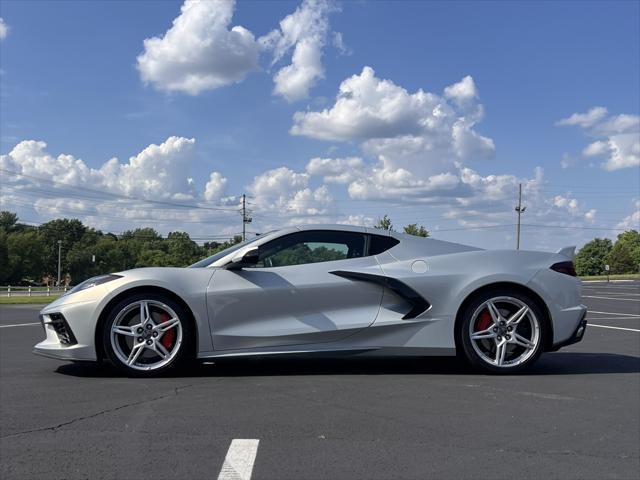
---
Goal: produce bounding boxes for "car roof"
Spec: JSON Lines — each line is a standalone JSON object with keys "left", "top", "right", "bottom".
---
{"left": 293, "top": 223, "right": 370, "bottom": 234}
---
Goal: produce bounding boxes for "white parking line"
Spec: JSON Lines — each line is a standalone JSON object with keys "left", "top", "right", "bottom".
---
{"left": 589, "top": 310, "right": 640, "bottom": 317}
{"left": 589, "top": 324, "right": 640, "bottom": 333}
{"left": 0, "top": 322, "right": 40, "bottom": 328}
{"left": 217, "top": 439, "right": 259, "bottom": 480}
{"left": 589, "top": 292, "right": 640, "bottom": 296}
{"left": 583, "top": 295, "right": 640, "bottom": 302}
{"left": 582, "top": 280, "right": 636, "bottom": 283}
{"left": 587, "top": 317, "right": 640, "bottom": 320}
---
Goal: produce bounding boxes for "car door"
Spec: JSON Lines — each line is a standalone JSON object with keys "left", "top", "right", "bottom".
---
{"left": 206, "top": 230, "right": 384, "bottom": 351}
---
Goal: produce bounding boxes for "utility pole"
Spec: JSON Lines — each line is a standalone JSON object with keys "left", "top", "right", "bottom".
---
{"left": 241, "top": 194, "right": 252, "bottom": 241}
{"left": 57, "top": 240, "right": 62, "bottom": 287}
{"left": 515, "top": 183, "right": 526, "bottom": 250}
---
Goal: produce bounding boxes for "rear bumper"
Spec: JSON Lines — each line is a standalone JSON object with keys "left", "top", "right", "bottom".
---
{"left": 549, "top": 310, "right": 588, "bottom": 351}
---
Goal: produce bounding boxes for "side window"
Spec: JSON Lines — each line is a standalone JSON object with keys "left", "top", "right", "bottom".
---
{"left": 369, "top": 234, "right": 400, "bottom": 255}
{"left": 258, "top": 231, "right": 367, "bottom": 268}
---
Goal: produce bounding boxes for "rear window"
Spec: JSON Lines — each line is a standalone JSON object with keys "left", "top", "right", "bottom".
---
{"left": 369, "top": 234, "right": 400, "bottom": 255}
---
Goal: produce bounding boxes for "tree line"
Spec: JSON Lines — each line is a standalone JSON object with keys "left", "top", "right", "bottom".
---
{"left": 574, "top": 232, "right": 640, "bottom": 276}
{"left": 0, "top": 211, "right": 241, "bottom": 286}
{"left": 0, "top": 210, "right": 637, "bottom": 285}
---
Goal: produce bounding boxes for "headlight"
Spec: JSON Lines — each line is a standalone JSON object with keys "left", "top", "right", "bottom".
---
{"left": 65, "top": 274, "right": 123, "bottom": 295}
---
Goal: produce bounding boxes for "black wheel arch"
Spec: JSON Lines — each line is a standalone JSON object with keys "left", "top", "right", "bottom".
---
{"left": 453, "top": 281, "right": 554, "bottom": 355}
{"left": 95, "top": 286, "right": 199, "bottom": 361}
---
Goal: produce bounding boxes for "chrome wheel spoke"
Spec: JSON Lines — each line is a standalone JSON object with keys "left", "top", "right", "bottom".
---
{"left": 127, "top": 343, "right": 145, "bottom": 365}
{"left": 513, "top": 333, "right": 535, "bottom": 349}
{"left": 154, "top": 317, "right": 180, "bottom": 333}
{"left": 486, "top": 301, "right": 502, "bottom": 323}
{"left": 495, "top": 339, "right": 507, "bottom": 366}
{"left": 154, "top": 342, "right": 169, "bottom": 359}
{"left": 471, "top": 327, "right": 496, "bottom": 340}
{"left": 112, "top": 324, "right": 137, "bottom": 337}
{"left": 507, "top": 305, "right": 528, "bottom": 326}
{"left": 140, "top": 301, "right": 151, "bottom": 324}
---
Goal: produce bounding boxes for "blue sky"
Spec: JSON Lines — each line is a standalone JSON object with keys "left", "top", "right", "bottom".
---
{"left": 0, "top": 0, "right": 638, "bottom": 249}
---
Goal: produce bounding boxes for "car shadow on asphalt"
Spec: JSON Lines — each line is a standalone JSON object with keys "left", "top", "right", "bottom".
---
{"left": 55, "top": 352, "right": 640, "bottom": 378}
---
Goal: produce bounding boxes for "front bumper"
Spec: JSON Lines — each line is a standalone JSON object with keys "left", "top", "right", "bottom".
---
{"left": 33, "top": 299, "right": 101, "bottom": 362}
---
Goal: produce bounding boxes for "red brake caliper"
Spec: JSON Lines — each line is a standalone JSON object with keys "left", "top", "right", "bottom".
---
{"left": 159, "top": 312, "right": 176, "bottom": 350}
{"left": 475, "top": 310, "right": 492, "bottom": 332}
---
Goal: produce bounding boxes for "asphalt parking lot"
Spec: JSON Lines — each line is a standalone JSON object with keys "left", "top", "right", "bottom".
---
{"left": 1, "top": 281, "right": 639, "bottom": 480}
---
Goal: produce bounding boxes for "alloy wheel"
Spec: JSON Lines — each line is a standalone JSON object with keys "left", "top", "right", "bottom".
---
{"left": 110, "top": 300, "right": 183, "bottom": 371}
{"left": 468, "top": 296, "right": 540, "bottom": 368}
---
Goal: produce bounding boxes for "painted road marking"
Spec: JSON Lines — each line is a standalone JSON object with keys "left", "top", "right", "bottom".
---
{"left": 588, "top": 292, "right": 640, "bottom": 296}
{"left": 583, "top": 296, "right": 640, "bottom": 302}
{"left": 0, "top": 322, "right": 40, "bottom": 328}
{"left": 589, "top": 324, "right": 640, "bottom": 332}
{"left": 587, "top": 317, "right": 640, "bottom": 321}
{"left": 582, "top": 280, "right": 635, "bottom": 283}
{"left": 589, "top": 310, "right": 640, "bottom": 317}
{"left": 217, "top": 439, "right": 259, "bottom": 480}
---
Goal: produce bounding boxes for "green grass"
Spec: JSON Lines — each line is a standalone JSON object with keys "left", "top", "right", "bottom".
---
{"left": 580, "top": 273, "right": 640, "bottom": 281}
{"left": 0, "top": 295, "right": 60, "bottom": 305}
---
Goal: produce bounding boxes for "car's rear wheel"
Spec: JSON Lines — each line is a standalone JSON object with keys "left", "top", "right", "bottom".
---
{"left": 102, "top": 293, "right": 193, "bottom": 376}
{"left": 460, "top": 290, "right": 545, "bottom": 374}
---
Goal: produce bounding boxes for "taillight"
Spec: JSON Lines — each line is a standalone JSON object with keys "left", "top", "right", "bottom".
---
{"left": 550, "top": 261, "right": 577, "bottom": 277}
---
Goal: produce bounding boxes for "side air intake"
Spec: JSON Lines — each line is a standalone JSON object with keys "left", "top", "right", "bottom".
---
{"left": 329, "top": 271, "right": 430, "bottom": 319}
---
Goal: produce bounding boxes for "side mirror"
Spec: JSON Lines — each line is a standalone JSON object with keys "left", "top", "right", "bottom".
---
{"left": 226, "top": 246, "right": 260, "bottom": 270}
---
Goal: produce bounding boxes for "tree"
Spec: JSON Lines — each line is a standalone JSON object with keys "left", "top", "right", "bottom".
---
{"left": 574, "top": 238, "right": 613, "bottom": 276}
{"left": 403, "top": 223, "right": 430, "bottom": 237}
{"left": 375, "top": 215, "right": 393, "bottom": 231}
{"left": 6, "top": 230, "right": 47, "bottom": 283}
{"left": 167, "top": 231, "right": 201, "bottom": 266}
{"left": 607, "top": 230, "right": 640, "bottom": 274}
{"left": 0, "top": 211, "right": 19, "bottom": 232}
{"left": 0, "top": 230, "right": 9, "bottom": 283}
{"left": 38, "top": 218, "right": 87, "bottom": 276}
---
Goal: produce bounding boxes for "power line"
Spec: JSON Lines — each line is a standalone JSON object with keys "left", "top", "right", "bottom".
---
{"left": 1, "top": 168, "right": 240, "bottom": 212}
{"left": 3, "top": 197, "right": 238, "bottom": 225}
{"left": 521, "top": 224, "right": 631, "bottom": 232}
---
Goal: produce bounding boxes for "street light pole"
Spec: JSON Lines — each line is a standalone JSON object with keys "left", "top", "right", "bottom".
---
{"left": 57, "top": 240, "right": 62, "bottom": 287}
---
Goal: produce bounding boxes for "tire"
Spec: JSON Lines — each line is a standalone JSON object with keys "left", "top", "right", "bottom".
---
{"left": 459, "top": 289, "right": 545, "bottom": 374}
{"left": 102, "top": 292, "right": 194, "bottom": 377}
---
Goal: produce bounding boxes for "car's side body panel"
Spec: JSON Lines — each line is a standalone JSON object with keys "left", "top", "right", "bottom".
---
{"left": 205, "top": 256, "right": 384, "bottom": 351}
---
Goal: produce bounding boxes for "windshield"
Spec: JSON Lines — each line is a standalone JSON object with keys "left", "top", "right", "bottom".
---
{"left": 189, "top": 235, "right": 265, "bottom": 268}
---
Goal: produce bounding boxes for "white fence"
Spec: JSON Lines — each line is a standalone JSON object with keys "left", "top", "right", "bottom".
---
{"left": 3, "top": 286, "right": 66, "bottom": 297}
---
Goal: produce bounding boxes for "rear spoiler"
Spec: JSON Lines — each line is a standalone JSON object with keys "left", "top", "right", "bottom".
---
{"left": 556, "top": 246, "right": 576, "bottom": 260}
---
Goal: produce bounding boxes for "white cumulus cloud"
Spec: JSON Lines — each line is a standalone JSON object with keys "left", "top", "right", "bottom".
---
{"left": 0, "top": 18, "right": 8, "bottom": 40}
{"left": 557, "top": 107, "right": 640, "bottom": 171}
{"left": 259, "top": 0, "right": 336, "bottom": 102}
{"left": 203, "top": 171, "right": 228, "bottom": 201}
{"left": 247, "top": 166, "right": 332, "bottom": 215}
{"left": 556, "top": 106, "right": 608, "bottom": 128}
{"left": 443, "top": 75, "right": 478, "bottom": 104}
{"left": 137, "top": 0, "right": 260, "bottom": 95}
{"left": 305, "top": 156, "right": 365, "bottom": 183}
{"left": 1, "top": 137, "right": 199, "bottom": 200}
{"left": 291, "top": 67, "right": 494, "bottom": 179}
{"left": 616, "top": 201, "right": 640, "bottom": 230}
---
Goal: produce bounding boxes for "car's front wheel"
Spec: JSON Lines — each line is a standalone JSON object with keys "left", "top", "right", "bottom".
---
{"left": 459, "top": 290, "right": 545, "bottom": 374}
{"left": 102, "top": 293, "right": 192, "bottom": 376}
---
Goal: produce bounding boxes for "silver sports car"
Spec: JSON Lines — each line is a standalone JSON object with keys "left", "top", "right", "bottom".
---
{"left": 34, "top": 224, "right": 587, "bottom": 375}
